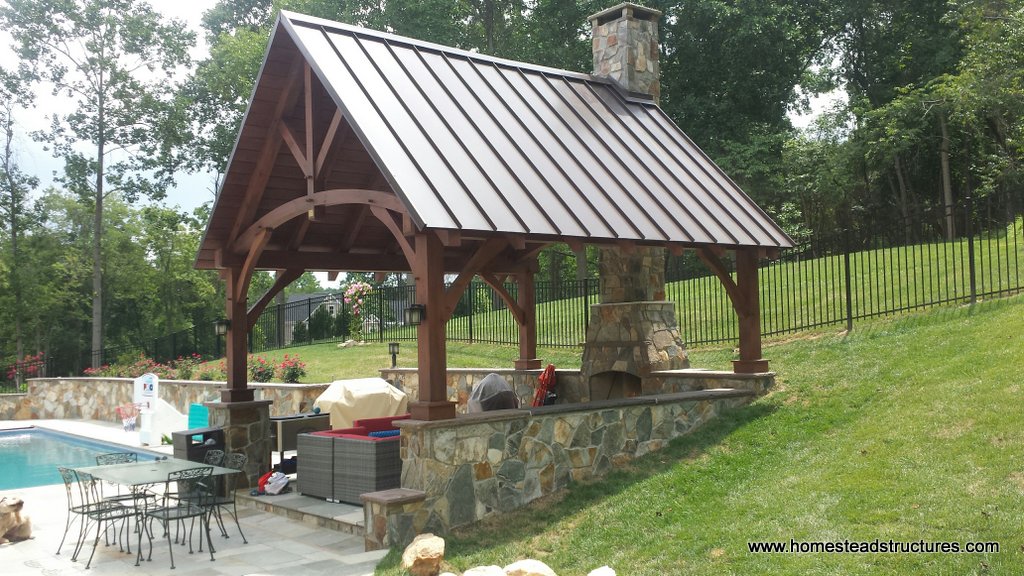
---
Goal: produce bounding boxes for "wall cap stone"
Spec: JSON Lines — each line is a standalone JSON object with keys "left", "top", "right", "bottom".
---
{"left": 396, "top": 388, "right": 754, "bottom": 429}
{"left": 204, "top": 400, "right": 274, "bottom": 409}
{"left": 361, "top": 488, "right": 427, "bottom": 505}
{"left": 649, "top": 369, "right": 776, "bottom": 379}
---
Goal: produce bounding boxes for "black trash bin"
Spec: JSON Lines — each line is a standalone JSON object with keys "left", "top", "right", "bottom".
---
{"left": 172, "top": 426, "right": 225, "bottom": 462}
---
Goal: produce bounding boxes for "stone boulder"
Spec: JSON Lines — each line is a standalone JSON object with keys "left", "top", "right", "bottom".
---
{"left": 401, "top": 533, "right": 445, "bottom": 576}
{"left": 463, "top": 566, "right": 506, "bottom": 576}
{"left": 503, "top": 559, "right": 558, "bottom": 576}
{"left": 587, "top": 567, "right": 616, "bottom": 576}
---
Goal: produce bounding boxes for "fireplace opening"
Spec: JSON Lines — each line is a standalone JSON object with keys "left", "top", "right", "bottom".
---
{"left": 589, "top": 371, "right": 642, "bottom": 401}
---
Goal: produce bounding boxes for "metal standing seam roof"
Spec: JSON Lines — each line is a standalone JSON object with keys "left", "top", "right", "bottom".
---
{"left": 241, "top": 11, "right": 793, "bottom": 250}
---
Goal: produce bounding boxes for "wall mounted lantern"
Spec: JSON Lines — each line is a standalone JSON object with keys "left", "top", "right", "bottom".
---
{"left": 215, "top": 319, "right": 230, "bottom": 336}
{"left": 404, "top": 304, "right": 425, "bottom": 326}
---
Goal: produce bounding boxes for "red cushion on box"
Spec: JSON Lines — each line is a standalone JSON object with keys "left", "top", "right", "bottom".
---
{"left": 353, "top": 413, "right": 410, "bottom": 433}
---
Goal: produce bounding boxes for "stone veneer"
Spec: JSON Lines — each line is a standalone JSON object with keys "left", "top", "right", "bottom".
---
{"left": 381, "top": 388, "right": 756, "bottom": 548}
{"left": 0, "top": 377, "right": 329, "bottom": 421}
{"left": 590, "top": 2, "right": 661, "bottom": 102}
{"left": 379, "top": 367, "right": 771, "bottom": 408}
{"left": 580, "top": 301, "right": 689, "bottom": 395}
{"left": 207, "top": 400, "right": 272, "bottom": 490}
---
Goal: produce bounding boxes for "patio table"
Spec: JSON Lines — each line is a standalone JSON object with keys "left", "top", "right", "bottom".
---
{"left": 74, "top": 456, "right": 239, "bottom": 487}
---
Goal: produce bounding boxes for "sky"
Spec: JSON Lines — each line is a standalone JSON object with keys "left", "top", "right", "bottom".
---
{"left": 5, "top": 0, "right": 839, "bottom": 292}
{"left": 6, "top": 1, "right": 218, "bottom": 216}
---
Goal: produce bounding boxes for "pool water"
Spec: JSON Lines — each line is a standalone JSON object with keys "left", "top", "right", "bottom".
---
{"left": 0, "top": 428, "right": 159, "bottom": 489}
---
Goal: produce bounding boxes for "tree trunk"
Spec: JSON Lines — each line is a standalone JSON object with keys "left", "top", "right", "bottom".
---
{"left": 574, "top": 247, "right": 587, "bottom": 282}
{"left": 939, "top": 112, "right": 955, "bottom": 240}
{"left": 893, "top": 154, "right": 911, "bottom": 244}
{"left": 92, "top": 86, "right": 105, "bottom": 368}
{"left": 2, "top": 113, "right": 24, "bottom": 368}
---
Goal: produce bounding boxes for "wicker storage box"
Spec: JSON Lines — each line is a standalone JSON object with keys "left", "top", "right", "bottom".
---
{"left": 332, "top": 436, "right": 402, "bottom": 504}
{"left": 296, "top": 432, "right": 334, "bottom": 500}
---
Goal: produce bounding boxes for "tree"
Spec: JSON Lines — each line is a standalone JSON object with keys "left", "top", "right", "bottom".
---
{"left": 0, "top": 0, "right": 195, "bottom": 366}
{"left": 0, "top": 82, "right": 39, "bottom": 363}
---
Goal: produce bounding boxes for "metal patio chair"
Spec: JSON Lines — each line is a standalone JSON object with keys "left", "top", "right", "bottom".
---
{"left": 138, "top": 466, "right": 216, "bottom": 569}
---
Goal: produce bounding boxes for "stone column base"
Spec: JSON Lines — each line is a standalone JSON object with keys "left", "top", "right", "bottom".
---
{"left": 361, "top": 488, "right": 427, "bottom": 551}
{"left": 205, "top": 399, "right": 272, "bottom": 490}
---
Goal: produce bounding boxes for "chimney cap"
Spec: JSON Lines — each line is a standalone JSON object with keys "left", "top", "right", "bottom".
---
{"left": 588, "top": 3, "right": 663, "bottom": 26}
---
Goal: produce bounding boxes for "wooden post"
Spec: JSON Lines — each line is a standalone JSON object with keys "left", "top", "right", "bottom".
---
{"left": 409, "top": 232, "right": 456, "bottom": 420}
{"left": 514, "top": 270, "right": 541, "bottom": 370}
{"left": 223, "top": 268, "right": 255, "bottom": 402}
{"left": 733, "top": 249, "right": 769, "bottom": 373}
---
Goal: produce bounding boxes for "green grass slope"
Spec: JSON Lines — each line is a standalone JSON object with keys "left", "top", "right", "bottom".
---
{"left": 374, "top": 295, "right": 1024, "bottom": 575}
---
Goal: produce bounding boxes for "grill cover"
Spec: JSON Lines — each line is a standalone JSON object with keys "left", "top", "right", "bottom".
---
{"left": 313, "top": 378, "right": 408, "bottom": 429}
{"left": 467, "top": 373, "right": 519, "bottom": 413}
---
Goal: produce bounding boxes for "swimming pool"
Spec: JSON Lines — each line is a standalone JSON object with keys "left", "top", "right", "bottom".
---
{"left": 0, "top": 428, "right": 161, "bottom": 489}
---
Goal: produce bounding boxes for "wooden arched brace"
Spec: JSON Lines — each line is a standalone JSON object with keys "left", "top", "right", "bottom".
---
{"left": 442, "top": 238, "right": 509, "bottom": 322}
{"left": 230, "top": 189, "right": 406, "bottom": 253}
{"left": 478, "top": 272, "right": 527, "bottom": 326}
{"left": 696, "top": 247, "right": 742, "bottom": 310}
{"left": 369, "top": 205, "right": 416, "bottom": 266}
{"left": 246, "top": 269, "right": 303, "bottom": 329}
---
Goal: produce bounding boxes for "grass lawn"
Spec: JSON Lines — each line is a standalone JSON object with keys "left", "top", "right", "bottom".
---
{"left": 369, "top": 294, "right": 1024, "bottom": 575}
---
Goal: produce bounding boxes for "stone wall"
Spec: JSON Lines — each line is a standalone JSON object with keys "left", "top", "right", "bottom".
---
{"left": 379, "top": 367, "right": 772, "bottom": 408}
{"left": 387, "top": 388, "right": 754, "bottom": 544}
{"left": 0, "top": 378, "right": 330, "bottom": 422}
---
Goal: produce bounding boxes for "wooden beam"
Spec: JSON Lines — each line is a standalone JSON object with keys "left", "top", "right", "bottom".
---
{"left": 341, "top": 205, "right": 368, "bottom": 252}
{"left": 696, "top": 247, "right": 741, "bottom": 306}
{"left": 223, "top": 267, "right": 254, "bottom": 402}
{"left": 217, "top": 250, "right": 535, "bottom": 274}
{"left": 279, "top": 122, "right": 309, "bottom": 177}
{"left": 733, "top": 248, "right": 768, "bottom": 373}
{"left": 231, "top": 188, "right": 405, "bottom": 252}
{"left": 409, "top": 232, "right": 456, "bottom": 420}
{"left": 304, "top": 62, "right": 314, "bottom": 198}
{"left": 327, "top": 271, "right": 340, "bottom": 282}
{"left": 479, "top": 272, "right": 526, "bottom": 325}
{"left": 235, "top": 229, "right": 272, "bottom": 303}
{"left": 434, "top": 229, "right": 461, "bottom": 247}
{"left": 315, "top": 109, "right": 343, "bottom": 178}
{"left": 443, "top": 238, "right": 508, "bottom": 319}
{"left": 370, "top": 205, "right": 416, "bottom": 267}
{"left": 246, "top": 268, "right": 303, "bottom": 328}
{"left": 227, "top": 60, "right": 304, "bottom": 248}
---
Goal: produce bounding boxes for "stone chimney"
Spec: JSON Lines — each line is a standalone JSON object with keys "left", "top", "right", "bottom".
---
{"left": 590, "top": 3, "right": 662, "bottom": 102}
{"left": 581, "top": 3, "right": 688, "bottom": 401}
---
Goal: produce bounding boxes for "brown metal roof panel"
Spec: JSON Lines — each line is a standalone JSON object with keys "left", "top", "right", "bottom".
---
{"left": 286, "top": 20, "right": 460, "bottom": 231}
{"left": 639, "top": 106, "right": 793, "bottom": 247}
{"left": 466, "top": 61, "right": 644, "bottom": 240}
{"left": 387, "top": 44, "right": 568, "bottom": 237}
{"left": 528, "top": 73, "right": 704, "bottom": 243}
{"left": 355, "top": 36, "right": 533, "bottom": 234}
{"left": 559, "top": 79, "right": 738, "bottom": 244}
{"left": 581, "top": 84, "right": 754, "bottom": 245}
{"left": 412, "top": 49, "right": 594, "bottom": 239}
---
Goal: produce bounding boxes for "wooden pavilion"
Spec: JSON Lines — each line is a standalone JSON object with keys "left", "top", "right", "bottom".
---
{"left": 196, "top": 10, "right": 793, "bottom": 422}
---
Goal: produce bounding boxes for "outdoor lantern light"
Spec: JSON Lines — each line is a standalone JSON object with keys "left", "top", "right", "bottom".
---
{"left": 215, "top": 319, "right": 230, "bottom": 336}
{"left": 404, "top": 304, "right": 425, "bottom": 326}
{"left": 388, "top": 342, "right": 399, "bottom": 368}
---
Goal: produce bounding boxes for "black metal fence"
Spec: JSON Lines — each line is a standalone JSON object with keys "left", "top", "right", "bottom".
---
{"left": 4, "top": 193, "right": 1021, "bottom": 387}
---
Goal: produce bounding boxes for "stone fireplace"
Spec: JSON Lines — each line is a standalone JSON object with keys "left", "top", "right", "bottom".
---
{"left": 581, "top": 301, "right": 689, "bottom": 400}
{"left": 581, "top": 3, "right": 689, "bottom": 400}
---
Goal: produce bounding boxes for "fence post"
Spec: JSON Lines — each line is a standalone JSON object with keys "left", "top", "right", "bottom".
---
{"left": 468, "top": 281, "right": 475, "bottom": 343}
{"left": 843, "top": 230, "right": 854, "bottom": 332}
{"left": 966, "top": 196, "right": 977, "bottom": 304}
{"left": 583, "top": 278, "right": 590, "bottom": 330}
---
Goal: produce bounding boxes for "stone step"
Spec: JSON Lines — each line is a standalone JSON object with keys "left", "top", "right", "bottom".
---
{"left": 235, "top": 488, "right": 365, "bottom": 536}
